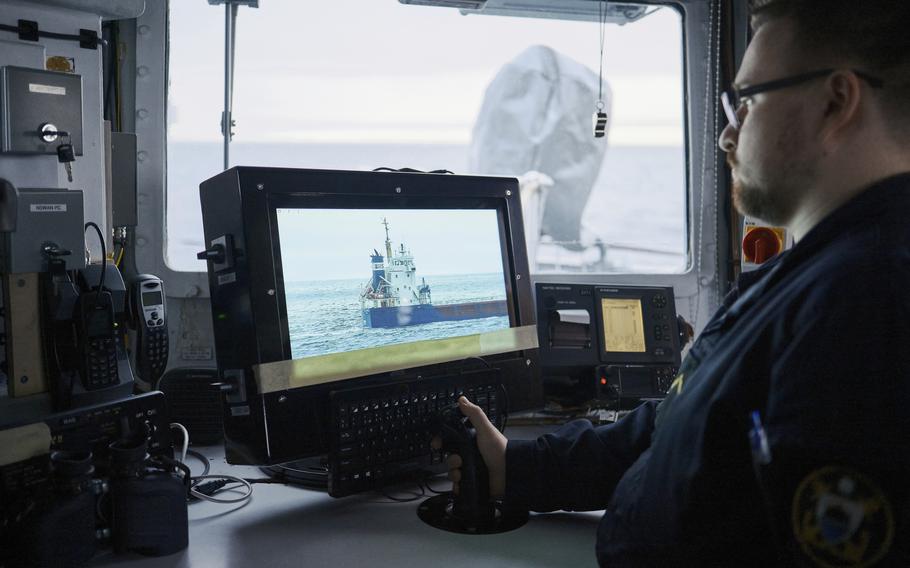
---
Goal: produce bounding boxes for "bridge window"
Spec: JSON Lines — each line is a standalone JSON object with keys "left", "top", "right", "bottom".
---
{"left": 166, "top": 1, "right": 686, "bottom": 275}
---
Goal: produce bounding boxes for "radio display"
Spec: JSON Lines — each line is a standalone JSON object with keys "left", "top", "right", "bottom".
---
{"left": 600, "top": 298, "right": 646, "bottom": 353}
{"left": 142, "top": 291, "right": 163, "bottom": 306}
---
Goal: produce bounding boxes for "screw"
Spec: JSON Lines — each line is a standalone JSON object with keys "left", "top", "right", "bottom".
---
{"left": 526, "top": 359, "right": 531, "bottom": 366}
{"left": 267, "top": 289, "right": 275, "bottom": 296}
{"left": 278, "top": 395, "right": 287, "bottom": 403}
{"left": 506, "top": 190, "right": 512, "bottom": 197}
{"left": 20, "top": 375, "right": 28, "bottom": 384}
{"left": 516, "top": 274, "right": 521, "bottom": 280}
{"left": 395, "top": 187, "right": 402, "bottom": 194}
{"left": 256, "top": 183, "right": 265, "bottom": 191}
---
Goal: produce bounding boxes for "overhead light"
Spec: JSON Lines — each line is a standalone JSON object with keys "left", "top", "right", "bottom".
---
{"left": 398, "top": 0, "right": 653, "bottom": 24}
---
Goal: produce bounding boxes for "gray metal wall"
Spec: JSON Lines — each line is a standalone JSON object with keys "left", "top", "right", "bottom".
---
{"left": 0, "top": 0, "right": 143, "bottom": 257}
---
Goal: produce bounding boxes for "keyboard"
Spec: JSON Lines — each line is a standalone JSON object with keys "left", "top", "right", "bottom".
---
{"left": 327, "top": 369, "right": 503, "bottom": 497}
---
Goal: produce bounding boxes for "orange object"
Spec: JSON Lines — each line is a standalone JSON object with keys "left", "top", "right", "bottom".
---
{"left": 742, "top": 227, "right": 782, "bottom": 264}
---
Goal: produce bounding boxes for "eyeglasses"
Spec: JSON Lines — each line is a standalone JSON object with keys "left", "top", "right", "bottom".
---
{"left": 721, "top": 68, "right": 885, "bottom": 130}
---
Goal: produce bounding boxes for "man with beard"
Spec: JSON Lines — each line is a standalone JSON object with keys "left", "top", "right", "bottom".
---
{"left": 438, "top": 0, "right": 910, "bottom": 565}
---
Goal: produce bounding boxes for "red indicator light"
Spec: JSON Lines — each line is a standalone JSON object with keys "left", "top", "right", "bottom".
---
{"left": 600, "top": 377, "right": 607, "bottom": 385}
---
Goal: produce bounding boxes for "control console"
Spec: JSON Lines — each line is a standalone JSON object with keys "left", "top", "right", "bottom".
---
{"left": 536, "top": 283, "right": 684, "bottom": 406}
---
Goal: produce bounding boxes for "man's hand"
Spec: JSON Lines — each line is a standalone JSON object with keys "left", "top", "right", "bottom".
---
{"left": 431, "top": 396, "right": 507, "bottom": 498}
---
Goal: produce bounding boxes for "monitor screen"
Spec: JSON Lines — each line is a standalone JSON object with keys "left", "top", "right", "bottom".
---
{"left": 276, "top": 208, "right": 511, "bottom": 360}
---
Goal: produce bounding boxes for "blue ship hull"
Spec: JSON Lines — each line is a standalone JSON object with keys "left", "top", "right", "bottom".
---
{"left": 362, "top": 300, "right": 508, "bottom": 328}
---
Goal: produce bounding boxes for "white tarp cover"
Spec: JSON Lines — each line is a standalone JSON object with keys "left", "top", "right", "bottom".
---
{"left": 469, "top": 45, "right": 611, "bottom": 249}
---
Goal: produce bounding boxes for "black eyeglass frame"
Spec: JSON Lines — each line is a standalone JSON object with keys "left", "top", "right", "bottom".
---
{"left": 721, "top": 68, "right": 885, "bottom": 130}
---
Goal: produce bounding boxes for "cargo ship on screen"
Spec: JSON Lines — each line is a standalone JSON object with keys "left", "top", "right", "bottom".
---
{"left": 359, "top": 219, "right": 508, "bottom": 328}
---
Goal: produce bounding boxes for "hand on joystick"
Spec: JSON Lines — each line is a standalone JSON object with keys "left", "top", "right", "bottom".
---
{"left": 431, "top": 396, "right": 507, "bottom": 499}
{"left": 421, "top": 395, "right": 526, "bottom": 534}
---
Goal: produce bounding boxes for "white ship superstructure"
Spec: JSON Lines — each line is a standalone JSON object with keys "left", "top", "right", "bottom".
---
{"left": 360, "top": 219, "right": 432, "bottom": 310}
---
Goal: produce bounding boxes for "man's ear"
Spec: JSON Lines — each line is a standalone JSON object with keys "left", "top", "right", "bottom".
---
{"left": 820, "top": 70, "right": 863, "bottom": 145}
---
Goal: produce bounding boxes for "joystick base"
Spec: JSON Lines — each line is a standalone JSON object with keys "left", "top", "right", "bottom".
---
{"left": 418, "top": 493, "right": 528, "bottom": 534}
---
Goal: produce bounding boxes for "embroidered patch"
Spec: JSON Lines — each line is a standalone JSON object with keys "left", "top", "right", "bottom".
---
{"left": 791, "top": 466, "right": 894, "bottom": 567}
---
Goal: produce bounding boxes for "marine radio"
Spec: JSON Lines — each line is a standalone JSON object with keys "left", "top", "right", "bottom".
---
{"left": 535, "top": 283, "right": 688, "bottom": 407}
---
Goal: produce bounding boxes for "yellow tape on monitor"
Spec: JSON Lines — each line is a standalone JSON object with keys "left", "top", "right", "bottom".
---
{"left": 254, "top": 325, "right": 539, "bottom": 394}
{"left": 0, "top": 422, "right": 52, "bottom": 467}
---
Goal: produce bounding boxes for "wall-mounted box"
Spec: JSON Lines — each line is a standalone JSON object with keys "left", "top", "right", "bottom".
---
{"left": 0, "top": 188, "right": 85, "bottom": 273}
{"left": 0, "top": 66, "right": 83, "bottom": 155}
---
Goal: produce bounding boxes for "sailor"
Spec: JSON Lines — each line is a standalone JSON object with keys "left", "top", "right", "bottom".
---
{"left": 442, "top": 1, "right": 910, "bottom": 565}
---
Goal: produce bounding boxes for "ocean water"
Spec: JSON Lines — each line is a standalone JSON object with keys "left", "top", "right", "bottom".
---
{"left": 166, "top": 142, "right": 687, "bottom": 273}
{"left": 285, "top": 273, "right": 509, "bottom": 359}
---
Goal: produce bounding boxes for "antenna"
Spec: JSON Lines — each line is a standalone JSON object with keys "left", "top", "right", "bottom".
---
{"left": 382, "top": 218, "right": 393, "bottom": 260}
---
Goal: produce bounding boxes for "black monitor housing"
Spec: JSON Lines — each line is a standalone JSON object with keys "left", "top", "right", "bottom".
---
{"left": 199, "top": 167, "right": 541, "bottom": 465}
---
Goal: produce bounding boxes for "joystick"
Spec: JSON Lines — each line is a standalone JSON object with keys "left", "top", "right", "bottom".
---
{"left": 417, "top": 402, "right": 528, "bottom": 534}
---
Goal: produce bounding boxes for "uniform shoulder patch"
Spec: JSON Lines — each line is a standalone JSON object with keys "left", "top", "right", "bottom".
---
{"left": 791, "top": 465, "right": 894, "bottom": 567}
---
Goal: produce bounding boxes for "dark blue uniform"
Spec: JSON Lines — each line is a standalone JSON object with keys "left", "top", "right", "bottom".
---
{"left": 506, "top": 174, "right": 910, "bottom": 566}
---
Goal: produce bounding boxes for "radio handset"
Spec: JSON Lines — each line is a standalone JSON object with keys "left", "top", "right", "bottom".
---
{"left": 130, "top": 275, "right": 168, "bottom": 389}
{"left": 75, "top": 289, "right": 119, "bottom": 390}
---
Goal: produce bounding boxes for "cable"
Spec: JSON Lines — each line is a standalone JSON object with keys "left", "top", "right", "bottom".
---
{"left": 243, "top": 477, "right": 285, "bottom": 484}
{"left": 422, "top": 471, "right": 450, "bottom": 495}
{"left": 169, "top": 422, "right": 189, "bottom": 464}
{"left": 378, "top": 486, "right": 425, "bottom": 503}
{"left": 372, "top": 167, "right": 454, "bottom": 174}
{"left": 0, "top": 21, "right": 104, "bottom": 48}
{"left": 174, "top": 423, "right": 252, "bottom": 505}
{"left": 189, "top": 474, "right": 253, "bottom": 504}
{"left": 83, "top": 222, "right": 107, "bottom": 304}
{"left": 185, "top": 449, "right": 211, "bottom": 478}
{"left": 464, "top": 356, "right": 492, "bottom": 369}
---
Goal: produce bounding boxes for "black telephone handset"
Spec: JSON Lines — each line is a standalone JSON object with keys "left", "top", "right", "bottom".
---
{"left": 130, "top": 275, "right": 168, "bottom": 389}
{"left": 76, "top": 289, "right": 119, "bottom": 390}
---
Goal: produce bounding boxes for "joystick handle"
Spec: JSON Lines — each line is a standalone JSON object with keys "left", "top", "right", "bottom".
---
{"left": 436, "top": 403, "right": 494, "bottom": 522}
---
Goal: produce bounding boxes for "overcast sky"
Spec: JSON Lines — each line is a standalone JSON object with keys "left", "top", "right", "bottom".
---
{"left": 277, "top": 208, "right": 505, "bottom": 281}
{"left": 167, "top": 1, "right": 684, "bottom": 146}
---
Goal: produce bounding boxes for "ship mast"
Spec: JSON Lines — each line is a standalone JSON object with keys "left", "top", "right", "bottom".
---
{"left": 382, "top": 217, "right": 393, "bottom": 260}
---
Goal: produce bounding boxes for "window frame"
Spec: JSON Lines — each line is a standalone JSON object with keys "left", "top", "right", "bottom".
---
{"left": 135, "top": 0, "right": 733, "bottom": 334}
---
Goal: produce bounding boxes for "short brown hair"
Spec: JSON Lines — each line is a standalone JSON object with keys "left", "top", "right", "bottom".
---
{"left": 750, "top": 0, "right": 910, "bottom": 143}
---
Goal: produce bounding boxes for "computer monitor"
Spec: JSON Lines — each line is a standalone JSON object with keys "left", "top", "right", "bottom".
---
{"left": 199, "top": 167, "right": 541, "bottom": 464}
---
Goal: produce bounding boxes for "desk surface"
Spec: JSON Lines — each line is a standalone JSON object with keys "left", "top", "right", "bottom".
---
{"left": 91, "top": 428, "right": 603, "bottom": 568}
